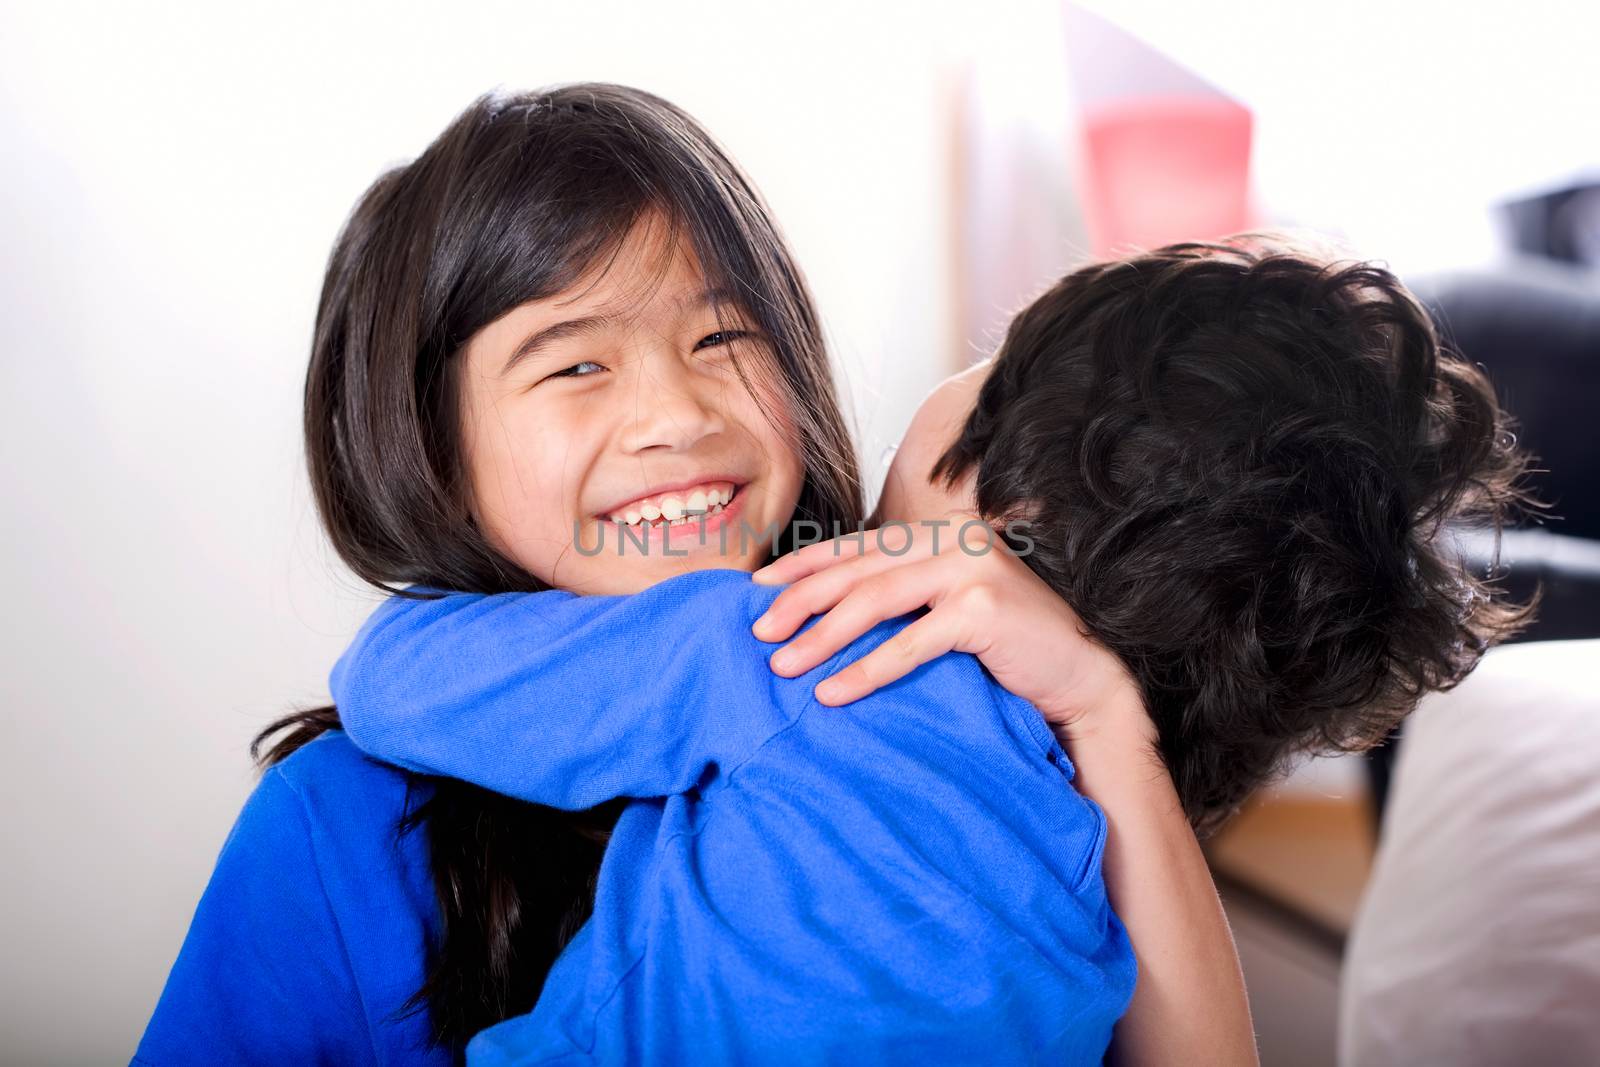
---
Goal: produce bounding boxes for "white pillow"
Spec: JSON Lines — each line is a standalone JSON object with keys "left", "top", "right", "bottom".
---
{"left": 1339, "top": 639, "right": 1600, "bottom": 1066}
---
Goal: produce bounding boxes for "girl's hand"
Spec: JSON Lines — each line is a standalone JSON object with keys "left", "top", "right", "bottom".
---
{"left": 750, "top": 512, "right": 1154, "bottom": 746}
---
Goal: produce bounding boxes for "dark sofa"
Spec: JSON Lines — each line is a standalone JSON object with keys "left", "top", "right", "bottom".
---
{"left": 1363, "top": 257, "right": 1600, "bottom": 820}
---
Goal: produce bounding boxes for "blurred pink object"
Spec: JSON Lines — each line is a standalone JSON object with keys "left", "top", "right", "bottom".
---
{"left": 1078, "top": 95, "right": 1254, "bottom": 256}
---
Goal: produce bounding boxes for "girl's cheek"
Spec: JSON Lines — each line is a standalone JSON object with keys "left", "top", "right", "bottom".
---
{"left": 739, "top": 356, "right": 803, "bottom": 454}
{"left": 463, "top": 402, "right": 563, "bottom": 547}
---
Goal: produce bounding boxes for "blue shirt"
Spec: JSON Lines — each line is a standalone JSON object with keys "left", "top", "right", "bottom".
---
{"left": 330, "top": 567, "right": 1136, "bottom": 1065}
{"left": 133, "top": 732, "right": 451, "bottom": 1066}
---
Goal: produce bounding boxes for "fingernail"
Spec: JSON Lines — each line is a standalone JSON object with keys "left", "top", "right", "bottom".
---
{"left": 814, "top": 678, "right": 842, "bottom": 703}
{"left": 770, "top": 648, "right": 797, "bottom": 673}
{"left": 751, "top": 614, "right": 773, "bottom": 637}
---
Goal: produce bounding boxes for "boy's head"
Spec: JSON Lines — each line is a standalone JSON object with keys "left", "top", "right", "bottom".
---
{"left": 919, "top": 234, "right": 1532, "bottom": 834}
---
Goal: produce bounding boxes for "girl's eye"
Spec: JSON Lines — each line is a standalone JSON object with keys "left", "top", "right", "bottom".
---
{"left": 695, "top": 330, "right": 751, "bottom": 351}
{"left": 545, "top": 360, "right": 606, "bottom": 381}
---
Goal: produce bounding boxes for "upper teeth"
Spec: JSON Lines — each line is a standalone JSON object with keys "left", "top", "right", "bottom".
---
{"left": 608, "top": 482, "right": 736, "bottom": 526}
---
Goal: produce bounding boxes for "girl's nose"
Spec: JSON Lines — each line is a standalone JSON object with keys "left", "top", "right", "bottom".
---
{"left": 617, "top": 349, "right": 727, "bottom": 454}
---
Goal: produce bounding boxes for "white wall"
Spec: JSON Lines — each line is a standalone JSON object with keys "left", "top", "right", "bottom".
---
{"left": 1075, "top": 0, "right": 1600, "bottom": 276}
{"left": 0, "top": 2, "right": 1009, "bottom": 1060}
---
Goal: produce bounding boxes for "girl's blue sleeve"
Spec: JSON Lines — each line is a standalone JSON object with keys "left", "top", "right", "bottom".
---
{"left": 134, "top": 769, "right": 379, "bottom": 1066}
{"left": 330, "top": 568, "right": 801, "bottom": 810}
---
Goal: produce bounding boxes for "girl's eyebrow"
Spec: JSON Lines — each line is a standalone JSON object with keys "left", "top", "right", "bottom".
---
{"left": 501, "top": 315, "right": 619, "bottom": 375}
{"left": 500, "top": 287, "right": 741, "bottom": 376}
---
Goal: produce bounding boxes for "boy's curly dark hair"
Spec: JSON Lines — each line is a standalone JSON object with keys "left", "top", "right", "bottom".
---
{"left": 931, "top": 234, "right": 1535, "bottom": 835}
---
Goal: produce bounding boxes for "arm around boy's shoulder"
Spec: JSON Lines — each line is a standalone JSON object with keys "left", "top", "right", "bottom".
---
{"left": 331, "top": 568, "right": 809, "bottom": 809}
{"left": 132, "top": 733, "right": 444, "bottom": 1067}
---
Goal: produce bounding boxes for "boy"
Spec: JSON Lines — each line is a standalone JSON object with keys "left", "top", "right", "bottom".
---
{"left": 332, "top": 235, "right": 1527, "bottom": 1063}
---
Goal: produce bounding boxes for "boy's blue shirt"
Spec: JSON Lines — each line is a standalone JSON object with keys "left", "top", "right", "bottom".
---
{"left": 135, "top": 567, "right": 1135, "bottom": 1065}
{"left": 337, "top": 567, "right": 1134, "bottom": 1064}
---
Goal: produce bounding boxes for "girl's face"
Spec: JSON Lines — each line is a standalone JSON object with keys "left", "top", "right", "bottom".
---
{"left": 457, "top": 212, "right": 806, "bottom": 596}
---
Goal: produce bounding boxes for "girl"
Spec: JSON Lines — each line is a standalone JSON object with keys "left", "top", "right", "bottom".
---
{"left": 134, "top": 84, "right": 1252, "bottom": 1065}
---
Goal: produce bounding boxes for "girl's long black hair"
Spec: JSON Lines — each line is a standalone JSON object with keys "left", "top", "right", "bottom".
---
{"left": 253, "top": 84, "right": 863, "bottom": 1051}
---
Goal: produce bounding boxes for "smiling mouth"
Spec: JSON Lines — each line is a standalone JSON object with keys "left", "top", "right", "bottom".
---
{"left": 600, "top": 482, "right": 746, "bottom": 533}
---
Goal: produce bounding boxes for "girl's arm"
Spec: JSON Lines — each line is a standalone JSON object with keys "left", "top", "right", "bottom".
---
{"left": 331, "top": 568, "right": 800, "bottom": 810}
{"left": 1058, "top": 701, "right": 1258, "bottom": 1067}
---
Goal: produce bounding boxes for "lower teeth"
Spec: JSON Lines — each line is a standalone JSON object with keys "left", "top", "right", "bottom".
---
{"left": 667, "top": 502, "right": 724, "bottom": 527}
{"left": 621, "top": 501, "right": 726, "bottom": 532}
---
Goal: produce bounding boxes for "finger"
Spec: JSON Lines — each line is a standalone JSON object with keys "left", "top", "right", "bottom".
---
{"left": 751, "top": 529, "right": 882, "bottom": 586}
{"left": 753, "top": 538, "right": 936, "bottom": 644}
{"left": 767, "top": 556, "right": 949, "bottom": 677}
{"left": 812, "top": 609, "right": 962, "bottom": 706}
{"left": 754, "top": 551, "right": 887, "bottom": 643}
